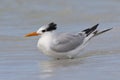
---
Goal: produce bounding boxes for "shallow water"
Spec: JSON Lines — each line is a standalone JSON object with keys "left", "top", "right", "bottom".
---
{"left": 0, "top": 0, "right": 120, "bottom": 80}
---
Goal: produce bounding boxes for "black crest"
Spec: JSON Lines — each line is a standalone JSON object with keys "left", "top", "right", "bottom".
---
{"left": 46, "top": 22, "right": 57, "bottom": 31}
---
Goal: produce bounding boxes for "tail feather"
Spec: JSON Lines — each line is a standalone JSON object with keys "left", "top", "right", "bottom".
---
{"left": 82, "top": 24, "right": 99, "bottom": 36}
{"left": 82, "top": 25, "right": 113, "bottom": 46}
{"left": 94, "top": 28, "right": 113, "bottom": 37}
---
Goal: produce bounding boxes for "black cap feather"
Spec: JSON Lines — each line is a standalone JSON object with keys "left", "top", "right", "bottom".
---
{"left": 46, "top": 22, "right": 57, "bottom": 31}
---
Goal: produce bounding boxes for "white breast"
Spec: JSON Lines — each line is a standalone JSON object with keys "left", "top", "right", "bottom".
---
{"left": 37, "top": 32, "right": 53, "bottom": 56}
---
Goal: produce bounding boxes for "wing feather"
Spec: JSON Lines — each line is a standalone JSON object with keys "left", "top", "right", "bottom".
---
{"left": 50, "top": 33, "right": 85, "bottom": 52}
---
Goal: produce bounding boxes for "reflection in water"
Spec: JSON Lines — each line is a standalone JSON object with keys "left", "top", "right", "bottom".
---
{"left": 39, "top": 58, "right": 84, "bottom": 79}
{"left": 38, "top": 49, "right": 120, "bottom": 79}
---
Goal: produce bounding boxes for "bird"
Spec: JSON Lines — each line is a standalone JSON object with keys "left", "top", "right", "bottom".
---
{"left": 25, "top": 22, "right": 112, "bottom": 59}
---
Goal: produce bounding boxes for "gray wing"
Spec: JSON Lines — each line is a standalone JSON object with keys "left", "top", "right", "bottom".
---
{"left": 50, "top": 33, "right": 85, "bottom": 52}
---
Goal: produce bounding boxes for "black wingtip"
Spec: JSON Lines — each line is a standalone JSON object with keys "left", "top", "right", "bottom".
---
{"left": 82, "top": 24, "right": 99, "bottom": 36}
{"left": 90, "top": 23, "right": 99, "bottom": 31}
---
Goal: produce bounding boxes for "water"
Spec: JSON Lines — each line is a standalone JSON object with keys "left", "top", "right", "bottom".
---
{"left": 0, "top": 0, "right": 120, "bottom": 80}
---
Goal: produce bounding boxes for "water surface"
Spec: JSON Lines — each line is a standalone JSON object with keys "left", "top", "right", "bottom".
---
{"left": 0, "top": 0, "right": 120, "bottom": 80}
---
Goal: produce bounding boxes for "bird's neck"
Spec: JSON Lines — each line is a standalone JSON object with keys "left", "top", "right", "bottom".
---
{"left": 41, "top": 31, "right": 55, "bottom": 38}
{"left": 37, "top": 31, "right": 55, "bottom": 52}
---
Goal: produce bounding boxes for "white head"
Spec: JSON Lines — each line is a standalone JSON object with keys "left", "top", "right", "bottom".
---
{"left": 25, "top": 22, "right": 57, "bottom": 37}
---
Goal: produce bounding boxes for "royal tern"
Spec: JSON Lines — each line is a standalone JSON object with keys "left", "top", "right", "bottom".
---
{"left": 25, "top": 22, "right": 112, "bottom": 59}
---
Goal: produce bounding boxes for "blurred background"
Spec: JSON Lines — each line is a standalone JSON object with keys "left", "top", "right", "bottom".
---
{"left": 0, "top": 0, "right": 120, "bottom": 80}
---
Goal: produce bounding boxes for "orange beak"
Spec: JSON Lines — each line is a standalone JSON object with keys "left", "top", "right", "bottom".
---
{"left": 25, "top": 32, "right": 40, "bottom": 37}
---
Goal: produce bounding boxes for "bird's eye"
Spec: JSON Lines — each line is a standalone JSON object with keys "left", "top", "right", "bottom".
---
{"left": 42, "top": 30, "right": 46, "bottom": 32}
